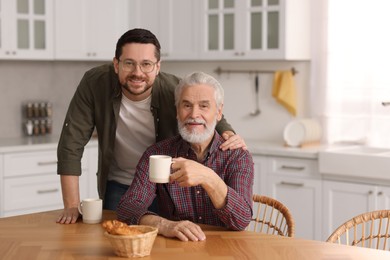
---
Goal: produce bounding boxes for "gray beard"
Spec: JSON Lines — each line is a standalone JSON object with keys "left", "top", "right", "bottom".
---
{"left": 178, "top": 119, "right": 217, "bottom": 144}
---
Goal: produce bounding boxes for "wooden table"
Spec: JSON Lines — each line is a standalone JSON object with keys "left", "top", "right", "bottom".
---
{"left": 1, "top": 210, "right": 389, "bottom": 259}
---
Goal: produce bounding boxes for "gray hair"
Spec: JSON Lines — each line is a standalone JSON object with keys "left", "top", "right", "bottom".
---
{"left": 174, "top": 71, "right": 224, "bottom": 108}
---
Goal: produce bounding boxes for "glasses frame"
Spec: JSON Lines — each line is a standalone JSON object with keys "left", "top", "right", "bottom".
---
{"left": 118, "top": 59, "right": 158, "bottom": 73}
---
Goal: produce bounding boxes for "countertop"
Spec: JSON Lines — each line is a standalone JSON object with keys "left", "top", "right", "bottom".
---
{"left": 0, "top": 136, "right": 320, "bottom": 159}
{"left": 0, "top": 135, "right": 98, "bottom": 153}
{"left": 246, "top": 139, "right": 323, "bottom": 159}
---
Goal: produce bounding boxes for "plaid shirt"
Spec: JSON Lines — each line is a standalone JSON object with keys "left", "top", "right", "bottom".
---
{"left": 117, "top": 131, "right": 254, "bottom": 230}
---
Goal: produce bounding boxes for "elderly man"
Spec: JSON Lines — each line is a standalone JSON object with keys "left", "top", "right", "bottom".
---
{"left": 117, "top": 72, "right": 254, "bottom": 242}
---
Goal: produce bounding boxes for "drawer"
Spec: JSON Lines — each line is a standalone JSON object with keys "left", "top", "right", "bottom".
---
{"left": 4, "top": 174, "right": 62, "bottom": 212}
{"left": 4, "top": 150, "right": 87, "bottom": 177}
{"left": 4, "top": 150, "right": 57, "bottom": 177}
{"left": 267, "top": 157, "right": 319, "bottom": 178}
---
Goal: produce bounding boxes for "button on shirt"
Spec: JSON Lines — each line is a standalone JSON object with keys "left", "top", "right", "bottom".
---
{"left": 117, "top": 131, "right": 254, "bottom": 231}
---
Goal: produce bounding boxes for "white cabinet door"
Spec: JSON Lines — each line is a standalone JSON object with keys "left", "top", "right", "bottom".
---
{"left": 252, "top": 155, "right": 267, "bottom": 196}
{"left": 264, "top": 156, "right": 321, "bottom": 240}
{"left": 86, "top": 145, "right": 99, "bottom": 199}
{"left": 0, "top": 145, "right": 89, "bottom": 217}
{"left": 0, "top": 0, "right": 53, "bottom": 59}
{"left": 160, "top": 0, "right": 200, "bottom": 60}
{"left": 4, "top": 174, "right": 62, "bottom": 214}
{"left": 322, "top": 180, "right": 377, "bottom": 241}
{"left": 55, "top": 0, "right": 128, "bottom": 61}
{"left": 199, "top": 0, "right": 240, "bottom": 59}
{"left": 127, "top": 0, "right": 199, "bottom": 60}
{"left": 199, "top": 0, "right": 310, "bottom": 60}
{"left": 0, "top": 154, "right": 3, "bottom": 215}
{"left": 268, "top": 174, "right": 322, "bottom": 240}
{"left": 378, "top": 186, "right": 390, "bottom": 209}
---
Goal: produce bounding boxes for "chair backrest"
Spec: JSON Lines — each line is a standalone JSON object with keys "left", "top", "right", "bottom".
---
{"left": 246, "top": 194, "right": 295, "bottom": 237}
{"left": 326, "top": 210, "right": 390, "bottom": 251}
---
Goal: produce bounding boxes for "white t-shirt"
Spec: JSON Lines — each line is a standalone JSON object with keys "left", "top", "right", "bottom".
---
{"left": 109, "top": 94, "right": 155, "bottom": 185}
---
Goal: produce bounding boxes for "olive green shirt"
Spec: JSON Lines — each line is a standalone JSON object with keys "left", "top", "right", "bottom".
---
{"left": 57, "top": 63, "right": 234, "bottom": 199}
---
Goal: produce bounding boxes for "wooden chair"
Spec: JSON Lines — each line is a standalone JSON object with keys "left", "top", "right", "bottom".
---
{"left": 326, "top": 210, "right": 390, "bottom": 251}
{"left": 246, "top": 194, "right": 295, "bottom": 237}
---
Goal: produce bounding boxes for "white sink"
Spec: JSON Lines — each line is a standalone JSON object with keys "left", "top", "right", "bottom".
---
{"left": 319, "top": 145, "right": 390, "bottom": 180}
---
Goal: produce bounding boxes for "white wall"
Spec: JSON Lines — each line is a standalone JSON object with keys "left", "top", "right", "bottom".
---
{"left": 0, "top": 59, "right": 310, "bottom": 141}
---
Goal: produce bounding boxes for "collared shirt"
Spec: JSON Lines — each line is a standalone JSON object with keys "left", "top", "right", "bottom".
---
{"left": 57, "top": 64, "right": 235, "bottom": 199}
{"left": 117, "top": 131, "right": 254, "bottom": 231}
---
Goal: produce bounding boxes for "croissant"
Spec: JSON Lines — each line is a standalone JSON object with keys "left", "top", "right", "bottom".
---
{"left": 102, "top": 220, "right": 143, "bottom": 236}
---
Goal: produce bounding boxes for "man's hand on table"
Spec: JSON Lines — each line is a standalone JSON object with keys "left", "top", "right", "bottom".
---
{"left": 159, "top": 219, "right": 206, "bottom": 242}
{"left": 56, "top": 207, "right": 80, "bottom": 224}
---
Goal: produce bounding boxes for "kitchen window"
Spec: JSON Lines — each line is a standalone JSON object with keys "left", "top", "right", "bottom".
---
{"left": 311, "top": 0, "right": 390, "bottom": 148}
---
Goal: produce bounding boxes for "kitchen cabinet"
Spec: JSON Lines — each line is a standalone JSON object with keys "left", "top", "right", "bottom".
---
{"left": 265, "top": 156, "right": 322, "bottom": 240}
{"left": 200, "top": 0, "right": 310, "bottom": 60}
{"left": 0, "top": 155, "right": 3, "bottom": 215}
{"left": 0, "top": 141, "right": 98, "bottom": 217}
{"left": 322, "top": 180, "right": 390, "bottom": 241}
{"left": 127, "top": 0, "right": 200, "bottom": 60}
{"left": 0, "top": 0, "right": 53, "bottom": 60}
{"left": 87, "top": 144, "right": 99, "bottom": 199}
{"left": 252, "top": 155, "right": 267, "bottom": 196}
{"left": 54, "top": 0, "right": 128, "bottom": 61}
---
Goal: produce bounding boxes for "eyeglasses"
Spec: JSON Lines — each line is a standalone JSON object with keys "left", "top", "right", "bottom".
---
{"left": 118, "top": 59, "right": 157, "bottom": 73}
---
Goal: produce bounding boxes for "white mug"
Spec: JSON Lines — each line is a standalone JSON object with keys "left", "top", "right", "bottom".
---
{"left": 149, "top": 155, "right": 172, "bottom": 183}
{"left": 78, "top": 198, "right": 102, "bottom": 224}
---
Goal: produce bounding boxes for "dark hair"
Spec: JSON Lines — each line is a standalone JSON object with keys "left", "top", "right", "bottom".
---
{"left": 115, "top": 28, "right": 161, "bottom": 61}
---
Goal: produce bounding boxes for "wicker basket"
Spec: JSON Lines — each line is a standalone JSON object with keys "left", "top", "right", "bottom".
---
{"left": 104, "top": 225, "right": 158, "bottom": 258}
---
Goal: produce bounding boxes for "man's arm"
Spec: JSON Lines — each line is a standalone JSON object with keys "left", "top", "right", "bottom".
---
{"left": 171, "top": 158, "right": 228, "bottom": 209}
{"left": 56, "top": 175, "right": 80, "bottom": 224}
{"left": 171, "top": 155, "right": 253, "bottom": 230}
{"left": 57, "top": 70, "right": 97, "bottom": 224}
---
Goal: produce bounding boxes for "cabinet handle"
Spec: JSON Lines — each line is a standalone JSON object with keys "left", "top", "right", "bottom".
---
{"left": 233, "top": 52, "right": 245, "bottom": 56}
{"left": 280, "top": 181, "right": 304, "bottom": 187}
{"left": 378, "top": 191, "right": 383, "bottom": 196}
{"left": 368, "top": 190, "right": 373, "bottom": 195}
{"left": 37, "top": 161, "right": 57, "bottom": 166}
{"left": 37, "top": 188, "right": 59, "bottom": 194}
{"left": 280, "top": 165, "right": 305, "bottom": 171}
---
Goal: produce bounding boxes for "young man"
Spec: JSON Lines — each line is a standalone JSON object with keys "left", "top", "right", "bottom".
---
{"left": 117, "top": 72, "right": 254, "bottom": 241}
{"left": 57, "top": 29, "right": 247, "bottom": 224}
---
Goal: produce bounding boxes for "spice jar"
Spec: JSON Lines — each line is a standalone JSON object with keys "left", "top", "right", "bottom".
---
{"left": 46, "top": 102, "right": 52, "bottom": 117}
{"left": 33, "top": 120, "right": 40, "bottom": 135}
{"left": 46, "top": 119, "right": 52, "bottom": 134}
{"left": 25, "top": 120, "right": 33, "bottom": 136}
{"left": 33, "top": 103, "right": 40, "bottom": 118}
{"left": 40, "top": 119, "right": 47, "bottom": 135}
{"left": 26, "top": 103, "right": 33, "bottom": 119}
{"left": 39, "top": 102, "right": 47, "bottom": 117}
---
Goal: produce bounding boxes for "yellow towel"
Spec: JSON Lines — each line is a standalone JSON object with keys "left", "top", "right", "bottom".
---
{"left": 272, "top": 70, "right": 297, "bottom": 116}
